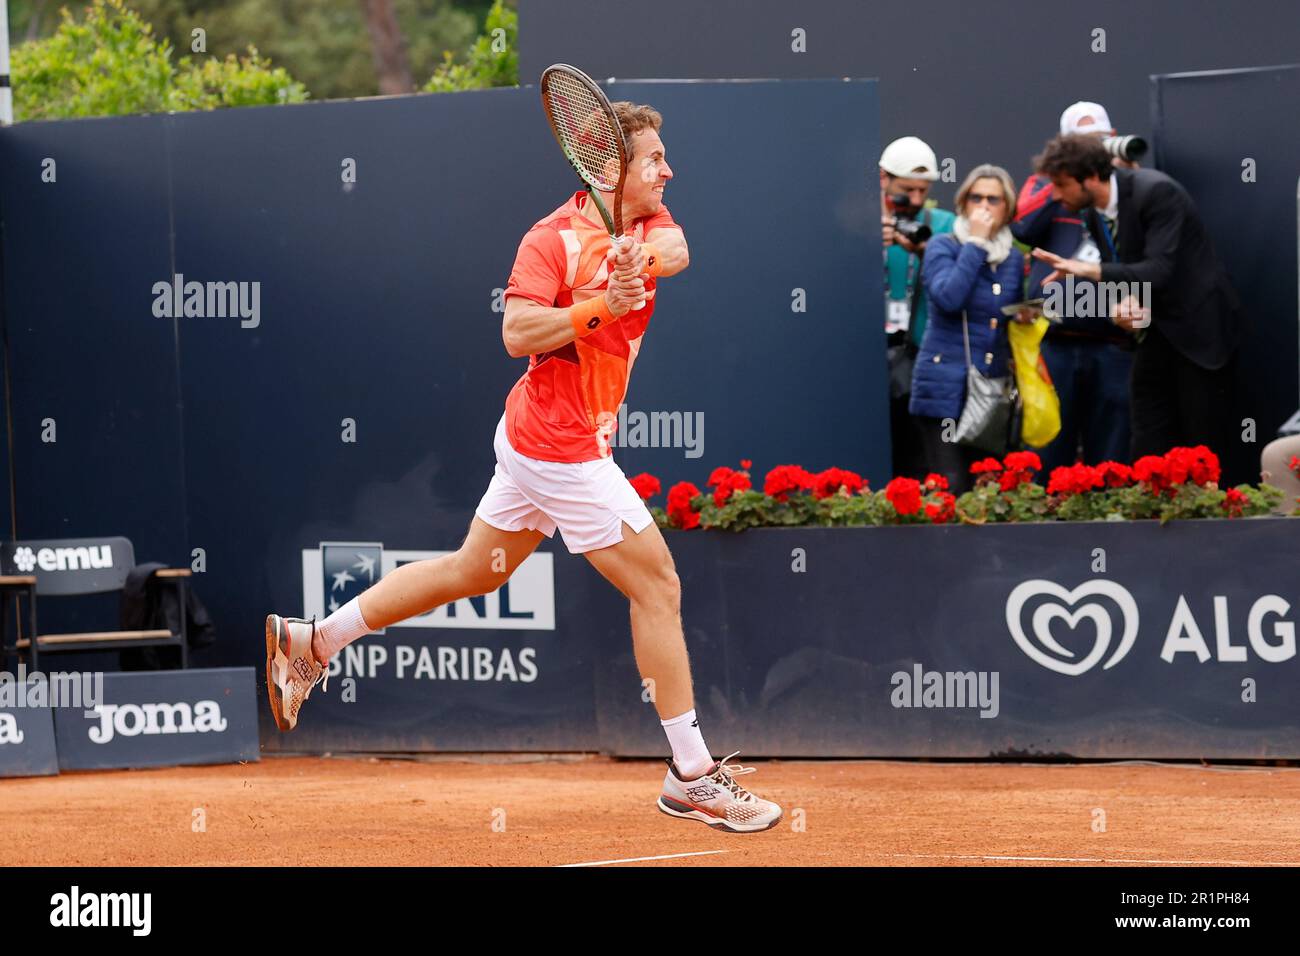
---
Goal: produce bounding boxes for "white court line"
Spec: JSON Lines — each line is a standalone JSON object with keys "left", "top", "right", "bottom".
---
{"left": 558, "top": 850, "right": 728, "bottom": 867}
{"left": 887, "top": 852, "right": 1299, "bottom": 866}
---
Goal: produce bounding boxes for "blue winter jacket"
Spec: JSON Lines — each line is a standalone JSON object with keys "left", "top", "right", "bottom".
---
{"left": 909, "top": 233, "right": 1025, "bottom": 421}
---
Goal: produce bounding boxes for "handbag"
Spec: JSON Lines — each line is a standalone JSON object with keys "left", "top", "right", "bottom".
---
{"left": 954, "top": 310, "right": 1019, "bottom": 455}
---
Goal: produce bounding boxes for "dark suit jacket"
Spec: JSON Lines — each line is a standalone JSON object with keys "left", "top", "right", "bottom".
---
{"left": 1091, "top": 166, "right": 1244, "bottom": 370}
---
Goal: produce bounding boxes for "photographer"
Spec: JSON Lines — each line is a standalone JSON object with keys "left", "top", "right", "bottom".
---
{"left": 1030, "top": 134, "right": 1245, "bottom": 460}
{"left": 880, "top": 136, "right": 954, "bottom": 477}
{"left": 1012, "top": 103, "right": 1140, "bottom": 472}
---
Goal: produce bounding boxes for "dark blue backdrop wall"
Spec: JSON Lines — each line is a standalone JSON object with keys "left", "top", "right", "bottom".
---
{"left": 1151, "top": 64, "right": 1300, "bottom": 470}
{"left": 0, "top": 81, "right": 884, "bottom": 739}
{"left": 520, "top": 0, "right": 1300, "bottom": 482}
{"left": 518, "top": 0, "right": 1300, "bottom": 208}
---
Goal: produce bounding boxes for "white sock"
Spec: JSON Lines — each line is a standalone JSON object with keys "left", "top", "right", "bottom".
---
{"left": 313, "top": 597, "right": 372, "bottom": 662}
{"left": 661, "top": 708, "right": 713, "bottom": 778}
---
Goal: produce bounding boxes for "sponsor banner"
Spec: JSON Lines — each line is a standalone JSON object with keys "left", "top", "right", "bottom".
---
{"left": 302, "top": 543, "right": 554, "bottom": 631}
{"left": 53, "top": 668, "right": 259, "bottom": 770}
{"left": 264, "top": 541, "right": 594, "bottom": 754}
{"left": 0, "top": 537, "right": 134, "bottom": 595}
{"left": 0, "top": 682, "right": 59, "bottom": 778}
{"left": 595, "top": 519, "right": 1300, "bottom": 759}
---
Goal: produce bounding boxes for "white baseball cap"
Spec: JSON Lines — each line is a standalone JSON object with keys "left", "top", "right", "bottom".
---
{"left": 879, "top": 136, "right": 941, "bottom": 181}
{"left": 1059, "top": 101, "right": 1114, "bottom": 135}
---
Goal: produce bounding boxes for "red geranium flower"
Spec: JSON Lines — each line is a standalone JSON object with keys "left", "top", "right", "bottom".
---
{"left": 1003, "top": 451, "right": 1042, "bottom": 473}
{"left": 999, "top": 451, "right": 1042, "bottom": 489}
{"left": 885, "top": 476, "right": 922, "bottom": 516}
{"left": 1046, "top": 466, "right": 1073, "bottom": 496}
{"left": 740, "top": 459, "right": 753, "bottom": 470}
{"left": 1132, "top": 455, "right": 1171, "bottom": 495}
{"left": 1222, "top": 487, "right": 1247, "bottom": 518}
{"left": 1183, "top": 445, "right": 1220, "bottom": 485}
{"left": 764, "top": 464, "right": 815, "bottom": 502}
{"left": 812, "top": 467, "right": 865, "bottom": 500}
{"left": 707, "top": 466, "right": 735, "bottom": 487}
{"left": 1095, "top": 461, "right": 1133, "bottom": 488}
{"left": 666, "top": 481, "right": 702, "bottom": 529}
{"left": 970, "top": 457, "right": 1003, "bottom": 475}
{"left": 923, "top": 473, "right": 949, "bottom": 492}
{"left": 1289, "top": 455, "right": 1300, "bottom": 478}
{"left": 712, "top": 470, "right": 752, "bottom": 507}
{"left": 628, "top": 473, "right": 660, "bottom": 501}
{"left": 925, "top": 491, "right": 956, "bottom": 524}
{"left": 1047, "top": 463, "right": 1103, "bottom": 496}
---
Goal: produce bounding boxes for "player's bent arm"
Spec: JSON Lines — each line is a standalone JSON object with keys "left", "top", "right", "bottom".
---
{"left": 502, "top": 297, "right": 581, "bottom": 358}
{"left": 502, "top": 281, "right": 640, "bottom": 358}
{"left": 646, "top": 228, "right": 689, "bottom": 277}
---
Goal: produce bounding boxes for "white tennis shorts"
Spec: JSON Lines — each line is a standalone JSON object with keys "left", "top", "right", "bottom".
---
{"left": 474, "top": 415, "right": 654, "bottom": 554}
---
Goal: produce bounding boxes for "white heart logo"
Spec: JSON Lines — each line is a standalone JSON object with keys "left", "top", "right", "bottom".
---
{"left": 1006, "top": 579, "right": 1139, "bottom": 676}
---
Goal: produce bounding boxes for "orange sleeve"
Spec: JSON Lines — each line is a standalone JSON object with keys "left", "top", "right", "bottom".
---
{"left": 504, "top": 227, "right": 567, "bottom": 307}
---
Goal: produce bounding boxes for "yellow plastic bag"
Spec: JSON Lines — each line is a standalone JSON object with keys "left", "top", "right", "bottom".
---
{"left": 1008, "top": 316, "right": 1061, "bottom": 449}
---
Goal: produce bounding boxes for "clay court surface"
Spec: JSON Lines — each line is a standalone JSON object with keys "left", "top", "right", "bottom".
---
{"left": 3, "top": 755, "right": 1299, "bottom": 867}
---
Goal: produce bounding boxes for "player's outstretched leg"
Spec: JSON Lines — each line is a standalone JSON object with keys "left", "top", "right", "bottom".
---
{"left": 584, "top": 521, "right": 782, "bottom": 833}
{"left": 265, "top": 517, "right": 543, "bottom": 731}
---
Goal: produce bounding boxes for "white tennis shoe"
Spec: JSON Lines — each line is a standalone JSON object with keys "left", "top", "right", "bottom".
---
{"left": 265, "top": 614, "right": 329, "bottom": 731}
{"left": 657, "top": 752, "right": 783, "bottom": 833}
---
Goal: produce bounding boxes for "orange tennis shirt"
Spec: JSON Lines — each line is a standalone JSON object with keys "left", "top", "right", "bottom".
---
{"left": 502, "top": 191, "right": 681, "bottom": 462}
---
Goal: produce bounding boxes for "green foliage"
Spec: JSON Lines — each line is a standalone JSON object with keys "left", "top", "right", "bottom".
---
{"left": 17, "top": 1, "right": 485, "bottom": 103}
{"left": 11, "top": 0, "right": 308, "bottom": 120}
{"left": 957, "top": 478, "right": 1284, "bottom": 525}
{"left": 423, "top": 0, "right": 517, "bottom": 92}
{"left": 171, "top": 47, "right": 307, "bottom": 109}
{"left": 954, "top": 481, "right": 1052, "bottom": 524}
{"left": 12, "top": 0, "right": 174, "bottom": 120}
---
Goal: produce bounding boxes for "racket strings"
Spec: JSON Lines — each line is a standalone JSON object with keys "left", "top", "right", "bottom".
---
{"left": 543, "top": 72, "right": 624, "bottom": 191}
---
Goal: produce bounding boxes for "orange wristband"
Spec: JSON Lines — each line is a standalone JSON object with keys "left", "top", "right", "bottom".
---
{"left": 570, "top": 296, "right": 615, "bottom": 338}
{"left": 640, "top": 241, "right": 665, "bottom": 276}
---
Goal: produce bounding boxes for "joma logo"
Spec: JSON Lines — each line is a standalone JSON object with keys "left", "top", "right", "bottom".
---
{"left": 88, "top": 700, "right": 227, "bottom": 744}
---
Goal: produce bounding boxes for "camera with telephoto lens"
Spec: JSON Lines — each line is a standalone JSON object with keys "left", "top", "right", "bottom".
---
{"left": 1102, "top": 134, "right": 1147, "bottom": 163}
{"left": 887, "top": 193, "right": 932, "bottom": 245}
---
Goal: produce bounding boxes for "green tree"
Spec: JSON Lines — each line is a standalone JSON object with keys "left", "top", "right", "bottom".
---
{"left": 11, "top": 0, "right": 308, "bottom": 120}
{"left": 122, "top": 0, "right": 482, "bottom": 101}
{"left": 423, "top": 0, "right": 516, "bottom": 92}
{"left": 171, "top": 47, "right": 308, "bottom": 109}
{"left": 12, "top": 0, "right": 174, "bottom": 119}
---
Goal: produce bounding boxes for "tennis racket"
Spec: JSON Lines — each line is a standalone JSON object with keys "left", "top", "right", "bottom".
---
{"left": 539, "top": 63, "right": 644, "bottom": 310}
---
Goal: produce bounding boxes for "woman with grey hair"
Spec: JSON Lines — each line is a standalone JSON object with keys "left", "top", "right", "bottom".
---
{"left": 910, "top": 164, "right": 1033, "bottom": 492}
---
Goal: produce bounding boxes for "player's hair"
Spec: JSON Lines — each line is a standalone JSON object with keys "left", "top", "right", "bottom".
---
{"left": 610, "top": 101, "right": 663, "bottom": 144}
{"left": 1035, "top": 134, "right": 1112, "bottom": 182}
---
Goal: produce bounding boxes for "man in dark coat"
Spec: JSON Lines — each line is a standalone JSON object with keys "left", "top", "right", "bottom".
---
{"left": 1029, "top": 134, "right": 1245, "bottom": 460}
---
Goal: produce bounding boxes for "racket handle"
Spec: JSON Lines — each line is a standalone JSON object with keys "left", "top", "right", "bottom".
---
{"left": 609, "top": 235, "right": 646, "bottom": 311}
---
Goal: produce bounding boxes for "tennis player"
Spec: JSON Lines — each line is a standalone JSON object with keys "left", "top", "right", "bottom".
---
{"left": 265, "top": 101, "right": 782, "bottom": 833}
